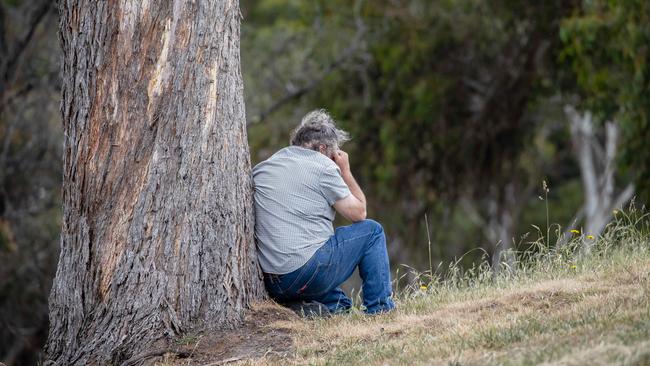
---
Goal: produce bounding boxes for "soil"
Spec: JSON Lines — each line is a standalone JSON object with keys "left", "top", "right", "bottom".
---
{"left": 154, "top": 301, "right": 298, "bottom": 365}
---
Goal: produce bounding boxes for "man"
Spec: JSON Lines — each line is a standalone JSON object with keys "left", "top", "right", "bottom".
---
{"left": 252, "top": 109, "right": 395, "bottom": 316}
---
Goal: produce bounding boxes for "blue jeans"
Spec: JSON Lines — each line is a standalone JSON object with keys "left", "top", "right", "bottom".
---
{"left": 263, "top": 219, "right": 395, "bottom": 314}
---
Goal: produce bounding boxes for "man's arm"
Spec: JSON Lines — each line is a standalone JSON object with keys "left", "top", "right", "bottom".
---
{"left": 332, "top": 150, "right": 367, "bottom": 222}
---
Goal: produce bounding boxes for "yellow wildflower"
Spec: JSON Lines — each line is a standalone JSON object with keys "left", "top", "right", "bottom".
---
{"left": 570, "top": 265, "right": 577, "bottom": 269}
{"left": 420, "top": 285, "right": 427, "bottom": 291}
{"left": 587, "top": 235, "right": 595, "bottom": 240}
{"left": 570, "top": 229, "right": 580, "bottom": 234}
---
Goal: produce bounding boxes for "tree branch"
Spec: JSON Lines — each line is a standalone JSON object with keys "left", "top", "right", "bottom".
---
{"left": 0, "top": 0, "right": 52, "bottom": 109}
{"left": 0, "top": 4, "right": 8, "bottom": 58}
{"left": 248, "top": 0, "right": 367, "bottom": 125}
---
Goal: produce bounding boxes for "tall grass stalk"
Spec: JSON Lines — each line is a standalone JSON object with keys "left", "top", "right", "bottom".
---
{"left": 396, "top": 204, "right": 648, "bottom": 299}
{"left": 543, "top": 180, "right": 550, "bottom": 246}
{"left": 424, "top": 212, "right": 433, "bottom": 279}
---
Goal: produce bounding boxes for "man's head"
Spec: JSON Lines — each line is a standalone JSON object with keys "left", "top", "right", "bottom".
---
{"left": 290, "top": 109, "right": 350, "bottom": 158}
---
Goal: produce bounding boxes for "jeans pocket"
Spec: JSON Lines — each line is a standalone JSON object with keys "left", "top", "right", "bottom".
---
{"left": 280, "top": 244, "right": 333, "bottom": 297}
{"left": 279, "top": 261, "right": 323, "bottom": 297}
{"left": 277, "top": 263, "right": 310, "bottom": 294}
{"left": 299, "top": 263, "right": 335, "bottom": 297}
{"left": 296, "top": 264, "right": 322, "bottom": 295}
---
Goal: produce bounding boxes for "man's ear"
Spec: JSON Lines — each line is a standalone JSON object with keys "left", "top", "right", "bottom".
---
{"left": 323, "top": 146, "right": 336, "bottom": 160}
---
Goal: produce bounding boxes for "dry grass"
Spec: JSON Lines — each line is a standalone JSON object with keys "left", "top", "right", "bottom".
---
{"left": 234, "top": 260, "right": 649, "bottom": 365}
{"left": 160, "top": 210, "right": 650, "bottom": 366}
{"left": 230, "top": 212, "right": 650, "bottom": 366}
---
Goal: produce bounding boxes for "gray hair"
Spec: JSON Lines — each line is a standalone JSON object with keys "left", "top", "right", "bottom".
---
{"left": 290, "top": 109, "right": 350, "bottom": 155}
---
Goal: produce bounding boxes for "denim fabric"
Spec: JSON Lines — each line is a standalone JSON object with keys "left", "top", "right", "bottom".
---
{"left": 263, "top": 219, "right": 395, "bottom": 314}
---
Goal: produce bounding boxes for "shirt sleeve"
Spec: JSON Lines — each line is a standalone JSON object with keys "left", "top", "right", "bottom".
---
{"left": 320, "top": 165, "right": 352, "bottom": 206}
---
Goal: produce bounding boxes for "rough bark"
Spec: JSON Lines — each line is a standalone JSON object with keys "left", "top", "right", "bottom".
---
{"left": 46, "top": 1, "right": 265, "bottom": 364}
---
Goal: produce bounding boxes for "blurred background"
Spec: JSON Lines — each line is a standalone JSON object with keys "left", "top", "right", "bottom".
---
{"left": 1, "top": 0, "right": 648, "bottom": 363}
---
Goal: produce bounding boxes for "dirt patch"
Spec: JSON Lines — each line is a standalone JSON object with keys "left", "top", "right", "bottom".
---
{"left": 156, "top": 302, "right": 298, "bottom": 365}
{"left": 503, "top": 289, "right": 581, "bottom": 311}
{"left": 442, "top": 280, "right": 597, "bottom": 322}
{"left": 607, "top": 261, "right": 650, "bottom": 288}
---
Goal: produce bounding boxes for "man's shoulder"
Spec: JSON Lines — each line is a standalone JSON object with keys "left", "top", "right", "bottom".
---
{"left": 285, "top": 146, "right": 338, "bottom": 170}
{"left": 254, "top": 146, "right": 336, "bottom": 172}
{"left": 252, "top": 148, "right": 288, "bottom": 173}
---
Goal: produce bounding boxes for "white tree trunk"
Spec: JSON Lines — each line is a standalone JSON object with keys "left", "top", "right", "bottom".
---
{"left": 565, "top": 105, "right": 634, "bottom": 251}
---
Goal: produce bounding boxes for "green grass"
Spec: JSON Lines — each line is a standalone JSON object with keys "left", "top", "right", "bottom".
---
{"left": 229, "top": 209, "right": 650, "bottom": 366}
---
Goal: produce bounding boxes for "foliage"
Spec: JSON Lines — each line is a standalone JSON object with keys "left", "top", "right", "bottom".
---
{"left": 243, "top": 0, "right": 586, "bottom": 265}
{"left": 314, "top": 1, "right": 546, "bottom": 199}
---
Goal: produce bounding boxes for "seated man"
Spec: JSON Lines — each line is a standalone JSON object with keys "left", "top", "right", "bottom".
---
{"left": 252, "top": 109, "right": 395, "bottom": 315}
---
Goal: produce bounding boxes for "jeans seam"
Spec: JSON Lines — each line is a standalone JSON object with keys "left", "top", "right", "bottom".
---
{"left": 281, "top": 264, "right": 311, "bottom": 293}
{"left": 297, "top": 264, "right": 322, "bottom": 294}
{"left": 336, "top": 230, "right": 376, "bottom": 246}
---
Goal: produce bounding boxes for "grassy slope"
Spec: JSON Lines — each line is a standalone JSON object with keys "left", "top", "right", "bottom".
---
{"left": 238, "top": 216, "right": 650, "bottom": 366}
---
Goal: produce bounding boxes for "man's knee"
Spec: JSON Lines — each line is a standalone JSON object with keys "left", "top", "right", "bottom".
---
{"left": 356, "top": 218, "right": 384, "bottom": 234}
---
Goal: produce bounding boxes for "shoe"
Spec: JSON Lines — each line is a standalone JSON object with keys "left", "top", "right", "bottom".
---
{"left": 285, "top": 300, "right": 331, "bottom": 318}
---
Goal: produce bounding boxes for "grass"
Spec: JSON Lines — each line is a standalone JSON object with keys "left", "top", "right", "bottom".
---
{"left": 228, "top": 208, "right": 650, "bottom": 366}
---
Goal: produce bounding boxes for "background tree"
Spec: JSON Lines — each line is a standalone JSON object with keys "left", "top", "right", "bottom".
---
{"left": 564, "top": 106, "right": 634, "bottom": 249}
{"left": 45, "top": 1, "right": 264, "bottom": 364}
{"left": 559, "top": 0, "right": 650, "bottom": 203}
{"left": 0, "top": 1, "right": 60, "bottom": 364}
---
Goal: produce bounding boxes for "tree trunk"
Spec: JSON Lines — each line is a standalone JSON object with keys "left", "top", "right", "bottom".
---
{"left": 461, "top": 181, "right": 532, "bottom": 273}
{"left": 565, "top": 105, "right": 634, "bottom": 251}
{"left": 486, "top": 183, "right": 517, "bottom": 272}
{"left": 45, "top": 1, "right": 265, "bottom": 364}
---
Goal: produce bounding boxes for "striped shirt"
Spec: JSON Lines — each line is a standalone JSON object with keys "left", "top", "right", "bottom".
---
{"left": 252, "top": 146, "right": 351, "bottom": 274}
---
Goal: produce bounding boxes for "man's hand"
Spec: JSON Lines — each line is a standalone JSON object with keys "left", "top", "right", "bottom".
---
{"left": 333, "top": 150, "right": 350, "bottom": 174}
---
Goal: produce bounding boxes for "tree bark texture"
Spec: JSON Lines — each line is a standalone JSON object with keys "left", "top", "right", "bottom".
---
{"left": 46, "top": 1, "right": 265, "bottom": 364}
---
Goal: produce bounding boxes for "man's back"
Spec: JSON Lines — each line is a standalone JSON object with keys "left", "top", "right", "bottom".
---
{"left": 252, "top": 146, "right": 350, "bottom": 274}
